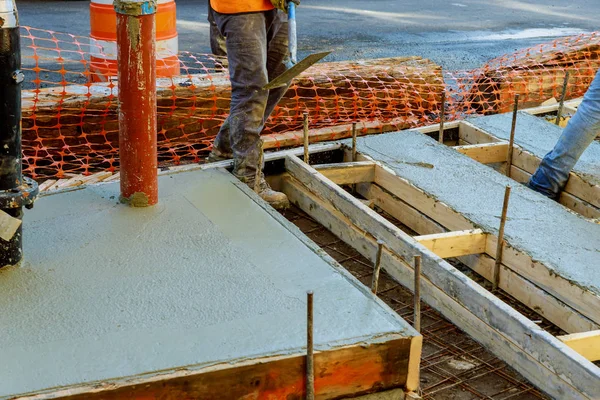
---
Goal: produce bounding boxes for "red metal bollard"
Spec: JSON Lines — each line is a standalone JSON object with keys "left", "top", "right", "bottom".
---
{"left": 115, "top": 0, "right": 158, "bottom": 206}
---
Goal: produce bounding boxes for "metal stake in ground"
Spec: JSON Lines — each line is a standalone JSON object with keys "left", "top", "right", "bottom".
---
{"left": 506, "top": 94, "right": 519, "bottom": 179}
{"left": 493, "top": 185, "right": 512, "bottom": 291}
{"left": 0, "top": 0, "right": 39, "bottom": 268}
{"left": 413, "top": 255, "right": 422, "bottom": 332}
{"left": 352, "top": 122, "right": 358, "bottom": 162}
{"left": 115, "top": 0, "right": 158, "bottom": 206}
{"left": 556, "top": 71, "right": 570, "bottom": 126}
{"left": 438, "top": 91, "right": 446, "bottom": 144}
{"left": 371, "top": 240, "right": 384, "bottom": 294}
{"left": 306, "top": 290, "right": 315, "bottom": 400}
{"left": 303, "top": 112, "right": 310, "bottom": 164}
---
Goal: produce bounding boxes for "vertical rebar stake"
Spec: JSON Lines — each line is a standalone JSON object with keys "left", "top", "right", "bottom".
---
{"left": 506, "top": 94, "right": 519, "bottom": 178}
{"left": 493, "top": 185, "right": 512, "bottom": 291}
{"left": 352, "top": 122, "right": 358, "bottom": 162}
{"left": 306, "top": 290, "right": 315, "bottom": 400}
{"left": 254, "top": 142, "right": 263, "bottom": 194}
{"left": 371, "top": 240, "right": 384, "bottom": 294}
{"left": 303, "top": 112, "right": 309, "bottom": 164}
{"left": 438, "top": 91, "right": 446, "bottom": 144}
{"left": 556, "top": 71, "right": 570, "bottom": 126}
{"left": 413, "top": 255, "right": 422, "bottom": 332}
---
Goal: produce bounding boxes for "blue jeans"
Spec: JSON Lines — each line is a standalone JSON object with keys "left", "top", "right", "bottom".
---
{"left": 211, "top": 9, "right": 290, "bottom": 180}
{"left": 528, "top": 69, "right": 600, "bottom": 199}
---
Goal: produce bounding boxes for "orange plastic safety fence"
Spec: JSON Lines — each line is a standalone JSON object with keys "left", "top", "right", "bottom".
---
{"left": 19, "top": 26, "right": 600, "bottom": 180}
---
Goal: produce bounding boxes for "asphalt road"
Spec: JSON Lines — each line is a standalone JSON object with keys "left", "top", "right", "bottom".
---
{"left": 16, "top": 0, "right": 600, "bottom": 70}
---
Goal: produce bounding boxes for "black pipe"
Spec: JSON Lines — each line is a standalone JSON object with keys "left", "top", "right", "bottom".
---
{"left": 0, "top": 0, "right": 38, "bottom": 268}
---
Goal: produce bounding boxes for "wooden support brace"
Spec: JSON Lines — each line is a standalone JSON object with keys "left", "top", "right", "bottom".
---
{"left": 414, "top": 229, "right": 487, "bottom": 258}
{"left": 558, "top": 330, "right": 600, "bottom": 362}
{"left": 315, "top": 161, "right": 376, "bottom": 186}
{"left": 454, "top": 142, "right": 509, "bottom": 164}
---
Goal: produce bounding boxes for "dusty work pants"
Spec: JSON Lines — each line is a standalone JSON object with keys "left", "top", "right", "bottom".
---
{"left": 528, "top": 69, "right": 600, "bottom": 199}
{"left": 211, "top": 9, "right": 290, "bottom": 181}
{"left": 208, "top": 4, "right": 226, "bottom": 57}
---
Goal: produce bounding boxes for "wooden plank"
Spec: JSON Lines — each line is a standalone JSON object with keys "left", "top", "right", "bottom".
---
{"left": 366, "top": 184, "right": 446, "bottom": 235}
{"left": 454, "top": 142, "right": 509, "bottom": 164}
{"left": 458, "top": 121, "right": 501, "bottom": 145}
{"left": 15, "top": 335, "right": 414, "bottom": 400}
{"left": 38, "top": 180, "right": 57, "bottom": 192}
{"left": 281, "top": 172, "right": 600, "bottom": 399}
{"left": 315, "top": 161, "right": 376, "bottom": 185}
{"left": 414, "top": 120, "right": 460, "bottom": 135}
{"left": 558, "top": 330, "right": 600, "bottom": 362}
{"left": 414, "top": 229, "right": 487, "bottom": 258}
{"left": 484, "top": 234, "right": 600, "bottom": 326}
{"left": 358, "top": 182, "right": 598, "bottom": 334}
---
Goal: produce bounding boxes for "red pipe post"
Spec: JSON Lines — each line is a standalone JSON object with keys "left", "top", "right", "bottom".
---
{"left": 115, "top": 0, "right": 158, "bottom": 206}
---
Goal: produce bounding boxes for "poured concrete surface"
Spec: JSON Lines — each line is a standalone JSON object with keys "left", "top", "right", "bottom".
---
{"left": 468, "top": 111, "right": 600, "bottom": 186}
{"left": 0, "top": 168, "right": 415, "bottom": 398}
{"left": 352, "top": 130, "right": 600, "bottom": 297}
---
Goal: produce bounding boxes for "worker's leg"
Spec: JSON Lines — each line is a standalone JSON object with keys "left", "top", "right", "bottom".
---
{"left": 208, "top": 3, "right": 227, "bottom": 57}
{"left": 210, "top": 10, "right": 288, "bottom": 163}
{"left": 209, "top": 11, "right": 269, "bottom": 173}
{"left": 528, "top": 70, "right": 600, "bottom": 199}
{"left": 263, "top": 11, "right": 290, "bottom": 123}
{"left": 211, "top": 10, "right": 289, "bottom": 208}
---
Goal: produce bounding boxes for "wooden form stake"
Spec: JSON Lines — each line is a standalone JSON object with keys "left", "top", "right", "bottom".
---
{"left": 303, "top": 112, "right": 310, "bottom": 164}
{"left": 371, "top": 240, "right": 384, "bottom": 294}
{"left": 438, "top": 91, "right": 446, "bottom": 144}
{"left": 556, "top": 71, "right": 570, "bottom": 126}
{"left": 493, "top": 185, "right": 512, "bottom": 291}
{"left": 506, "top": 94, "right": 519, "bottom": 178}
{"left": 306, "top": 290, "right": 315, "bottom": 400}
{"left": 413, "top": 255, "right": 422, "bottom": 332}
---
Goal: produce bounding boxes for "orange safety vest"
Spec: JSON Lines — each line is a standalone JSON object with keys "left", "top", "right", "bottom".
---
{"left": 210, "top": 0, "right": 274, "bottom": 14}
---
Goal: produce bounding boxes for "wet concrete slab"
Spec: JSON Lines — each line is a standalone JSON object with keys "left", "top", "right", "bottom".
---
{"left": 467, "top": 111, "right": 600, "bottom": 186}
{"left": 352, "top": 130, "right": 600, "bottom": 298}
{"left": 0, "top": 168, "right": 416, "bottom": 398}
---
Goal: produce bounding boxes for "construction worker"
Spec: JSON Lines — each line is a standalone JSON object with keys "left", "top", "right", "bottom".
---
{"left": 527, "top": 68, "right": 600, "bottom": 199}
{"left": 207, "top": 0, "right": 299, "bottom": 209}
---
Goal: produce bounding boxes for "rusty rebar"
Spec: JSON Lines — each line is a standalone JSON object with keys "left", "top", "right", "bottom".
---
{"left": 493, "top": 185, "right": 512, "bottom": 291}
{"left": 438, "top": 91, "right": 446, "bottom": 144}
{"left": 303, "top": 112, "right": 309, "bottom": 164}
{"left": 371, "top": 240, "right": 384, "bottom": 294}
{"left": 556, "top": 71, "right": 570, "bottom": 126}
{"left": 414, "top": 255, "right": 422, "bottom": 332}
{"left": 506, "top": 94, "right": 519, "bottom": 178}
{"left": 352, "top": 122, "right": 358, "bottom": 162}
{"left": 306, "top": 290, "right": 315, "bottom": 400}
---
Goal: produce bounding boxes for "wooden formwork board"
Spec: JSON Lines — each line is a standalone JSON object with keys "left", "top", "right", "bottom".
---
{"left": 280, "top": 155, "right": 600, "bottom": 400}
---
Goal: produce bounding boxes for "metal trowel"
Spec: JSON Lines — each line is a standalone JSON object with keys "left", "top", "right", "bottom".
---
{"left": 263, "top": 3, "right": 331, "bottom": 90}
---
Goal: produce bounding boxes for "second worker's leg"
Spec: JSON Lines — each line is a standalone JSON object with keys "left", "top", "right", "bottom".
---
{"left": 528, "top": 69, "right": 600, "bottom": 198}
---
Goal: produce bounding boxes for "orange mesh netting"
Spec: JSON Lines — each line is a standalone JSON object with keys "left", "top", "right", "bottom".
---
{"left": 20, "top": 27, "right": 600, "bottom": 180}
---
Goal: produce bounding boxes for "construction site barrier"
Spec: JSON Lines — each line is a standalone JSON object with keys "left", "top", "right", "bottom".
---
{"left": 89, "top": 0, "right": 178, "bottom": 81}
{"left": 19, "top": 26, "right": 600, "bottom": 180}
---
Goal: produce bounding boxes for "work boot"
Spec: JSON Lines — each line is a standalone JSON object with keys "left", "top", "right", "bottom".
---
{"left": 247, "top": 176, "right": 290, "bottom": 210}
{"left": 206, "top": 148, "right": 232, "bottom": 163}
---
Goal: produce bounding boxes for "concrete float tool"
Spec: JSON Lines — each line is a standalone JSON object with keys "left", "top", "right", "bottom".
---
{"left": 263, "top": 2, "right": 331, "bottom": 90}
